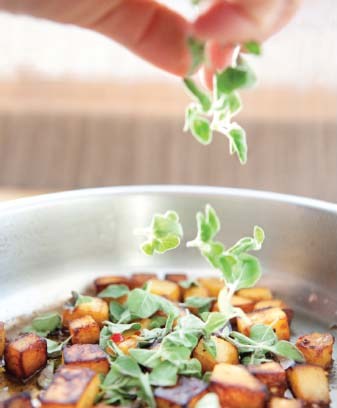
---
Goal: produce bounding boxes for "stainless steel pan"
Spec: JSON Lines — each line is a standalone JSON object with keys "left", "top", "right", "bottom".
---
{"left": 0, "top": 186, "right": 336, "bottom": 402}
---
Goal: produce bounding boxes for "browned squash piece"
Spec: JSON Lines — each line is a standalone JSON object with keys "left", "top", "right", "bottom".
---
{"left": 148, "top": 279, "right": 180, "bottom": 302}
{"left": 63, "top": 344, "right": 109, "bottom": 375}
{"left": 287, "top": 364, "right": 330, "bottom": 406}
{"left": 197, "top": 277, "right": 225, "bottom": 297}
{"left": 254, "top": 299, "right": 287, "bottom": 310}
{"left": 154, "top": 376, "right": 208, "bottom": 408}
{"left": 232, "top": 296, "right": 256, "bottom": 313}
{"left": 247, "top": 362, "right": 287, "bottom": 397}
{"left": 237, "top": 287, "right": 273, "bottom": 302}
{"left": 0, "top": 321, "right": 5, "bottom": 358}
{"left": 164, "top": 273, "right": 187, "bottom": 284}
{"left": 4, "top": 333, "right": 47, "bottom": 380}
{"left": 69, "top": 316, "right": 100, "bottom": 345}
{"left": 63, "top": 297, "right": 109, "bottom": 328}
{"left": 0, "top": 392, "right": 33, "bottom": 408}
{"left": 193, "top": 336, "right": 239, "bottom": 371}
{"left": 94, "top": 275, "right": 130, "bottom": 293}
{"left": 130, "top": 273, "right": 157, "bottom": 288}
{"left": 40, "top": 366, "right": 100, "bottom": 408}
{"left": 296, "top": 332, "right": 334, "bottom": 369}
{"left": 269, "top": 397, "right": 303, "bottom": 408}
{"left": 237, "top": 308, "right": 290, "bottom": 340}
{"left": 210, "top": 363, "right": 268, "bottom": 408}
{"left": 183, "top": 285, "right": 209, "bottom": 302}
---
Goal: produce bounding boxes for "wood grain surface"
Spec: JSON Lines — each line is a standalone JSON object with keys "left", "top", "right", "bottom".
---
{"left": 0, "top": 80, "right": 336, "bottom": 202}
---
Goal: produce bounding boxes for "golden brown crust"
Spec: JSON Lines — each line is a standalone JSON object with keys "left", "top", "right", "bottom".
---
{"left": 40, "top": 366, "right": 99, "bottom": 407}
{"left": 62, "top": 297, "right": 109, "bottom": 328}
{"left": 0, "top": 321, "right": 5, "bottom": 358}
{"left": 287, "top": 364, "right": 330, "bottom": 406}
{"left": 63, "top": 344, "right": 109, "bottom": 375}
{"left": 248, "top": 362, "right": 287, "bottom": 397}
{"left": 296, "top": 332, "right": 334, "bottom": 369}
{"left": 130, "top": 273, "right": 157, "bottom": 289}
{"left": 69, "top": 316, "right": 100, "bottom": 345}
{"left": 4, "top": 333, "right": 47, "bottom": 380}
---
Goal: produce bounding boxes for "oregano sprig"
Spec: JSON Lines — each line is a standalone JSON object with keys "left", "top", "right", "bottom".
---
{"left": 222, "top": 324, "right": 305, "bottom": 365}
{"left": 184, "top": 39, "right": 261, "bottom": 164}
{"left": 135, "top": 210, "right": 183, "bottom": 255}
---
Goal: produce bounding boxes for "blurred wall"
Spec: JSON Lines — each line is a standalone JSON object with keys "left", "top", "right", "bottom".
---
{"left": 0, "top": 1, "right": 336, "bottom": 201}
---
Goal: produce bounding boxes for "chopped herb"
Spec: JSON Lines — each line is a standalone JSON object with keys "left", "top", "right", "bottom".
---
{"left": 97, "top": 284, "right": 129, "bottom": 299}
{"left": 23, "top": 312, "right": 61, "bottom": 337}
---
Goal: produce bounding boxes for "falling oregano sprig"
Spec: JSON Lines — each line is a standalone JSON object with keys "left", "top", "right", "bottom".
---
{"left": 184, "top": 38, "right": 261, "bottom": 164}
{"left": 135, "top": 210, "right": 183, "bottom": 255}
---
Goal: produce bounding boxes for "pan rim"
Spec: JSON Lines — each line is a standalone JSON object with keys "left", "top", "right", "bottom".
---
{"left": 0, "top": 185, "right": 336, "bottom": 215}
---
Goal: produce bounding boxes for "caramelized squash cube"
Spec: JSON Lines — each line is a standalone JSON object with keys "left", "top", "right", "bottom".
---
{"left": 254, "top": 299, "right": 287, "bottom": 310}
{"left": 269, "top": 397, "right": 302, "bottom": 408}
{"left": 154, "top": 376, "right": 208, "bottom": 408}
{"left": 0, "top": 321, "right": 5, "bottom": 358}
{"left": 148, "top": 279, "right": 180, "bottom": 302}
{"left": 183, "top": 285, "right": 209, "bottom": 302}
{"left": 237, "top": 308, "right": 290, "bottom": 340}
{"left": 210, "top": 363, "right": 268, "bottom": 408}
{"left": 130, "top": 273, "right": 157, "bottom": 288}
{"left": 197, "top": 277, "right": 225, "bottom": 297}
{"left": 94, "top": 275, "right": 130, "bottom": 293}
{"left": 0, "top": 392, "right": 33, "bottom": 408}
{"left": 164, "top": 273, "right": 187, "bottom": 284}
{"left": 4, "top": 333, "right": 47, "bottom": 380}
{"left": 193, "top": 336, "right": 239, "bottom": 371}
{"left": 69, "top": 316, "right": 100, "bottom": 345}
{"left": 237, "top": 287, "right": 272, "bottom": 302}
{"left": 287, "top": 364, "right": 330, "bottom": 406}
{"left": 63, "top": 297, "right": 109, "bottom": 328}
{"left": 63, "top": 344, "right": 109, "bottom": 375}
{"left": 40, "top": 366, "right": 100, "bottom": 408}
{"left": 296, "top": 332, "right": 334, "bottom": 369}
{"left": 232, "top": 296, "right": 256, "bottom": 313}
{"left": 248, "top": 362, "right": 287, "bottom": 397}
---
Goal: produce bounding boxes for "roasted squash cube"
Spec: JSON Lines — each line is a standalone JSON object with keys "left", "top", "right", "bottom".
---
{"left": 237, "top": 308, "right": 290, "bottom": 340}
{"left": 232, "top": 296, "right": 255, "bottom": 313}
{"left": 269, "top": 397, "right": 302, "bottom": 408}
{"left": 183, "top": 285, "right": 209, "bottom": 301}
{"left": 248, "top": 362, "right": 287, "bottom": 397}
{"left": 148, "top": 279, "right": 180, "bottom": 302}
{"left": 287, "top": 364, "right": 330, "bottom": 406}
{"left": 164, "top": 273, "right": 187, "bottom": 284}
{"left": 210, "top": 363, "right": 268, "bottom": 408}
{"left": 237, "top": 287, "right": 272, "bottom": 302}
{"left": 154, "top": 376, "right": 208, "bottom": 408}
{"left": 0, "top": 392, "right": 33, "bottom": 408}
{"left": 94, "top": 275, "right": 130, "bottom": 293}
{"left": 40, "top": 366, "right": 100, "bottom": 408}
{"left": 296, "top": 332, "right": 334, "bottom": 369}
{"left": 197, "top": 277, "right": 225, "bottom": 297}
{"left": 4, "top": 333, "right": 47, "bottom": 380}
{"left": 130, "top": 273, "right": 157, "bottom": 288}
{"left": 63, "top": 297, "right": 109, "bottom": 328}
{"left": 193, "top": 336, "right": 239, "bottom": 371}
{"left": 0, "top": 321, "right": 5, "bottom": 358}
{"left": 69, "top": 316, "right": 100, "bottom": 345}
{"left": 63, "top": 344, "right": 109, "bottom": 375}
{"left": 254, "top": 299, "right": 287, "bottom": 310}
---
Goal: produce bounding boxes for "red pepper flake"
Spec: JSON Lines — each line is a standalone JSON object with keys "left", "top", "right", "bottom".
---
{"left": 111, "top": 333, "right": 124, "bottom": 343}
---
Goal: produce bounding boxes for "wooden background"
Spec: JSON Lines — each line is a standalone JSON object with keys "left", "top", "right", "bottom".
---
{"left": 0, "top": 80, "right": 336, "bottom": 202}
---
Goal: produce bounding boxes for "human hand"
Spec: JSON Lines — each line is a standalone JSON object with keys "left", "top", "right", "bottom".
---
{"left": 0, "top": 0, "right": 300, "bottom": 86}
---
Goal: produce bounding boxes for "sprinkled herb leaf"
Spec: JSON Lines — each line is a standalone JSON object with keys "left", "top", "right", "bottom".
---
{"left": 244, "top": 41, "right": 262, "bottom": 55}
{"left": 136, "top": 211, "right": 183, "bottom": 255}
{"left": 23, "top": 312, "right": 61, "bottom": 336}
